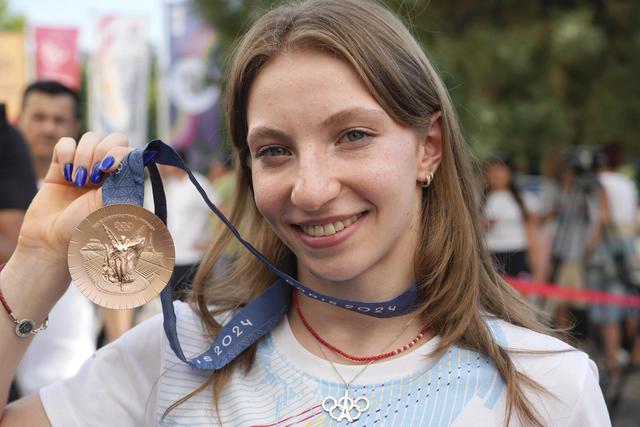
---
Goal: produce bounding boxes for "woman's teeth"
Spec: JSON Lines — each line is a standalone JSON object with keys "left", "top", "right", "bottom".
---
{"left": 301, "top": 214, "right": 360, "bottom": 237}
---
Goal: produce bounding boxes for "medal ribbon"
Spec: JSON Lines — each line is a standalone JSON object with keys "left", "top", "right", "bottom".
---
{"left": 102, "top": 140, "right": 418, "bottom": 370}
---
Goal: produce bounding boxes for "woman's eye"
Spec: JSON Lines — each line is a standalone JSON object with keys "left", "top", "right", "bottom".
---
{"left": 341, "top": 129, "right": 370, "bottom": 143}
{"left": 255, "top": 146, "right": 291, "bottom": 158}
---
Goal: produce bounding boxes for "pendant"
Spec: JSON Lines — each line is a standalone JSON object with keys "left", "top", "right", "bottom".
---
{"left": 322, "top": 388, "right": 370, "bottom": 423}
{"left": 68, "top": 204, "right": 175, "bottom": 309}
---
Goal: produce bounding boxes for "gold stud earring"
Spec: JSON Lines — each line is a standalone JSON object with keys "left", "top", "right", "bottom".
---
{"left": 420, "top": 171, "right": 434, "bottom": 188}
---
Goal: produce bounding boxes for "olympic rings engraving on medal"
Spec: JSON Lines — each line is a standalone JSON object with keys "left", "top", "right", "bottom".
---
{"left": 322, "top": 389, "right": 370, "bottom": 422}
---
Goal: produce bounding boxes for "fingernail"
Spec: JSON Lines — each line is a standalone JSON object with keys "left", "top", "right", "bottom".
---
{"left": 74, "top": 167, "right": 87, "bottom": 187}
{"left": 99, "top": 156, "right": 115, "bottom": 171}
{"left": 90, "top": 162, "right": 104, "bottom": 184}
{"left": 63, "top": 163, "right": 73, "bottom": 182}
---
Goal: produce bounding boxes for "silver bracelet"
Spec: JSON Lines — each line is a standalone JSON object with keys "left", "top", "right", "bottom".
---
{"left": 0, "top": 264, "right": 49, "bottom": 337}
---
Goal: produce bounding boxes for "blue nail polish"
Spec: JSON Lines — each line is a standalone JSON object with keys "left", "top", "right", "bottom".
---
{"left": 63, "top": 163, "right": 73, "bottom": 182}
{"left": 90, "top": 162, "right": 103, "bottom": 184}
{"left": 74, "top": 167, "right": 88, "bottom": 187}
{"left": 99, "top": 156, "right": 115, "bottom": 171}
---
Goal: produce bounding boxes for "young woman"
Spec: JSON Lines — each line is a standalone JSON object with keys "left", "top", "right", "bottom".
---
{"left": 482, "top": 156, "right": 544, "bottom": 283}
{"left": 0, "top": 1, "right": 608, "bottom": 426}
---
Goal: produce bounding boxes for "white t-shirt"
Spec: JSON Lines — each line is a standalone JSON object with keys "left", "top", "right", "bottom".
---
{"left": 40, "top": 301, "right": 609, "bottom": 426}
{"left": 484, "top": 191, "right": 538, "bottom": 253}
{"left": 144, "top": 172, "right": 220, "bottom": 265}
{"left": 599, "top": 171, "right": 638, "bottom": 226}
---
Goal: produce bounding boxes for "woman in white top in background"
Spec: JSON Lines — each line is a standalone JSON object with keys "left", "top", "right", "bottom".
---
{"left": 482, "top": 156, "right": 544, "bottom": 283}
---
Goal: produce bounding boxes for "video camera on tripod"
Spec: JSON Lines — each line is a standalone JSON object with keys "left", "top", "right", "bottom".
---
{"left": 561, "top": 145, "right": 607, "bottom": 194}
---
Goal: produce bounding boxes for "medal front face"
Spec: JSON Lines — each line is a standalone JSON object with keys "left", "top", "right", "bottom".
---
{"left": 68, "top": 204, "right": 175, "bottom": 309}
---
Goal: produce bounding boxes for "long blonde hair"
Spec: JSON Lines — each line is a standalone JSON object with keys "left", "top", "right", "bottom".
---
{"left": 177, "top": 0, "right": 552, "bottom": 425}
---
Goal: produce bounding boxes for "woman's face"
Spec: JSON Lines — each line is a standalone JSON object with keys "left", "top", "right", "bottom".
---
{"left": 486, "top": 163, "right": 511, "bottom": 191}
{"left": 246, "top": 50, "right": 440, "bottom": 288}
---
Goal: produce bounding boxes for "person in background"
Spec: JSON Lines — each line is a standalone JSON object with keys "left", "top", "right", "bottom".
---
{"left": 547, "top": 147, "right": 608, "bottom": 335}
{"left": 590, "top": 143, "right": 640, "bottom": 396}
{"left": 18, "top": 81, "right": 80, "bottom": 184}
{"left": 0, "top": 104, "right": 37, "bottom": 264}
{"left": 482, "top": 155, "right": 544, "bottom": 283}
{"left": 12, "top": 81, "right": 97, "bottom": 398}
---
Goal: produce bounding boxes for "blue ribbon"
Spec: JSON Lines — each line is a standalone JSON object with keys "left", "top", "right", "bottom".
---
{"left": 102, "top": 141, "right": 419, "bottom": 371}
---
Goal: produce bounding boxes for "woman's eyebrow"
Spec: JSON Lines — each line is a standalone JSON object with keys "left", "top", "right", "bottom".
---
{"left": 246, "top": 127, "right": 294, "bottom": 147}
{"left": 321, "top": 107, "right": 386, "bottom": 128}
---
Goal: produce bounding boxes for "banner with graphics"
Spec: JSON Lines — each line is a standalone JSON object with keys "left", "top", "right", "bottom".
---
{"left": 0, "top": 32, "right": 26, "bottom": 121}
{"left": 34, "top": 26, "right": 80, "bottom": 90}
{"left": 90, "top": 16, "right": 150, "bottom": 148}
{"left": 160, "top": 0, "right": 222, "bottom": 170}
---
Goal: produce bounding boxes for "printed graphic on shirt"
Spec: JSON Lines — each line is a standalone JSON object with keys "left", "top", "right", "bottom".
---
{"left": 156, "top": 308, "right": 506, "bottom": 426}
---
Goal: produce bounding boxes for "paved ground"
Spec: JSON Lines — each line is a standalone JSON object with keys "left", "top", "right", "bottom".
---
{"left": 609, "top": 367, "right": 640, "bottom": 427}
{"left": 582, "top": 340, "right": 639, "bottom": 426}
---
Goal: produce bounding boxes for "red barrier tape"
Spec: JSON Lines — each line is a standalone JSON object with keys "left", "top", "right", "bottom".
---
{"left": 504, "top": 277, "right": 640, "bottom": 309}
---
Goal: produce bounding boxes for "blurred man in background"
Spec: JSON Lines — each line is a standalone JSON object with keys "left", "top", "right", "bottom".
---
{"left": 17, "top": 81, "right": 80, "bottom": 183}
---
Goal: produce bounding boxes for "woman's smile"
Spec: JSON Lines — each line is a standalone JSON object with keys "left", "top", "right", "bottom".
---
{"left": 293, "top": 212, "right": 367, "bottom": 249}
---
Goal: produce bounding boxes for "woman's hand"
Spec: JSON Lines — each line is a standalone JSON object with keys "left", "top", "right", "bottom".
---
{"left": 0, "top": 132, "right": 133, "bottom": 423}
{"left": 16, "top": 132, "right": 132, "bottom": 266}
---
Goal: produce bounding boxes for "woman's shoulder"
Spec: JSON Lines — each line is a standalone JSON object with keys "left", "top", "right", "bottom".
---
{"left": 488, "top": 318, "right": 590, "bottom": 371}
{"left": 488, "top": 318, "right": 599, "bottom": 406}
{"left": 488, "top": 318, "right": 571, "bottom": 350}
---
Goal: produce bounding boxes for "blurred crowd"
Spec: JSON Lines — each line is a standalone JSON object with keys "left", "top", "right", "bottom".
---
{"left": 481, "top": 145, "right": 640, "bottom": 414}
{"left": 1, "top": 79, "right": 639, "bottom": 418}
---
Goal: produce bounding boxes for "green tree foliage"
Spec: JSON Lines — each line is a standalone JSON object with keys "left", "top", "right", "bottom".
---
{"left": 0, "top": 0, "right": 25, "bottom": 31}
{"left": 196, "top": 0, "right": 640, "bottom": 168}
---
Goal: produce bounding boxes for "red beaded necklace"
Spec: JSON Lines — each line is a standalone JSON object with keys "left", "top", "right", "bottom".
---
{"left": 293, "top": 292, "right": 429, "bottom": 363}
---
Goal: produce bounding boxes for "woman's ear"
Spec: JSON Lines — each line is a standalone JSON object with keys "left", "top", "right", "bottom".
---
{"left": 417, "top": 111, "right": 443, "bottom": 178}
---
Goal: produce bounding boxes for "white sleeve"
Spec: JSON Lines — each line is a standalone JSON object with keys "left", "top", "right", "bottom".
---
{"left": 567, "top": 360, "right": 611, "bottom": 427}
{"left": 39, "top": 313, "right": 164, "bottom": 427}
{"left": 522, "top": 191, "right": 541, "bottom": 215}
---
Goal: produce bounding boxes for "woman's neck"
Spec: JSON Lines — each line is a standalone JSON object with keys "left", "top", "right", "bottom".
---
{"left": 288, "top": 281, "right": 430, "bottom": 365}
{"left": 295, "top": 252, "right": 416, "bottom": 304}
{"left": 288, "top": 249, "right": 431, "bottom": 364}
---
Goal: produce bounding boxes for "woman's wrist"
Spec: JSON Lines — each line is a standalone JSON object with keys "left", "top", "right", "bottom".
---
{"left": 0, "top": 247, "right": 70, "bottom": 321}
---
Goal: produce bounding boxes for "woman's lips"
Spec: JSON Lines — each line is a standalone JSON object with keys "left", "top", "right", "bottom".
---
{"left": 294, "top": 212, "right": 366, "bottom": 249}
{"left": 299, "top": 213, "right": 362, "bottom": 237}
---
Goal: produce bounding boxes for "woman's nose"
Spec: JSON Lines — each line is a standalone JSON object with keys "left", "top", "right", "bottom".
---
{"left": 290, "top": 156, "right": 340, "bottom": 212}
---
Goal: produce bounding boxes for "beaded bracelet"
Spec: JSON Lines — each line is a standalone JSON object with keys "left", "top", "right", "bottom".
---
{"left": 0, "top": 263, "right": 49, "bottom": 337}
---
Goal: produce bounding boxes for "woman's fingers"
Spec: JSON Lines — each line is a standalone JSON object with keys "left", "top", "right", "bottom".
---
{"left": 89, "top": 133, "right": 130, "bottom": 185}
{"left": 71, "top": 132, "right": 102, "bottom": 188}
{"left": 48, "top": 137, "right": 80, "bottom": 183}
{"left": 46, "top": 132, "right": 133, "bottom": 186}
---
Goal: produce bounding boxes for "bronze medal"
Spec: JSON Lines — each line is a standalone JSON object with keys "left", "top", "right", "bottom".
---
{"left": 68, "top": 204, "right": 175, "bottom": 309}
